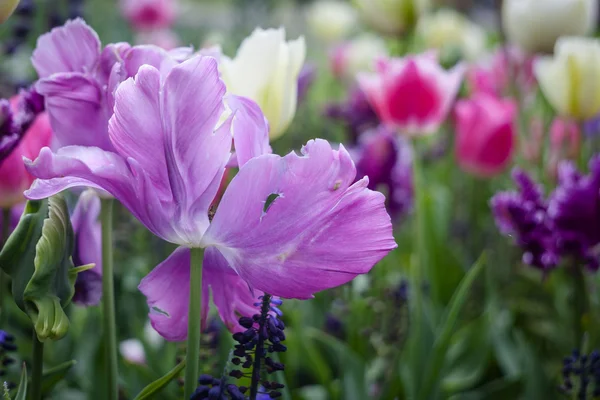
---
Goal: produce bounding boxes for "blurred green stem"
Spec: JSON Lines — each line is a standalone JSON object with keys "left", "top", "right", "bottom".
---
{"left": 0, "top": 207, "right": 10, "bottom": 326}
{"left": 572, "top": 265, "right": 588, "bottom": 349}
{"left": 101, "top": 198, "right": 118, "bottom": 400}
{"left": 184, "top": 247, "right": 204, "bottom": 399}
{"left": 31, "top": 333, "right": 43, "bottom": 400}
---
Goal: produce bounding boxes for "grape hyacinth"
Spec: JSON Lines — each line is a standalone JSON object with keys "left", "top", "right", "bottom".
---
{"left": 0, "top": 330, "right": 16, "bottom": 386}
{"left": 324, "top": 86, "right": 379, "bottom": 144}
{"left": 191, "top": 295, "right": 286, "bottom": 400}
{"left": 560, "top": 349, "right": 600, "bottom": 398}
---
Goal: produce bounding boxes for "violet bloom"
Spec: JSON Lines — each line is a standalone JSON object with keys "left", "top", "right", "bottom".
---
{"left": 324, "top": 86, "right": 379, "bottom": 144}
{"left": 491, "top": 169, "right": 558, "bottom": 270}
{"left": 71, "top": 189, "right": 103, "bottom": 306}
{"left": 31, "top": 18, "right": 192, "bottom": 151}
{"left": 24, "top": 55, "right": 396, "bottom": 340}
{"left": 548, "top": 158, "right": 600, "bottom": 271}
{"left": 353, "top": 125, "right": 413, "bottom": 218}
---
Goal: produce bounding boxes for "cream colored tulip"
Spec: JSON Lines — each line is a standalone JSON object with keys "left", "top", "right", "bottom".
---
{"left": 353, "top": 0, "right": 431, "bottom": 36}
{"left": 0, "top": 0, "right": 19, "bottom": 24}
{"left": 416, "top": 9, "right": 487, "bottom": 61}
{"left": 331, "top": 34, "right": 388, "bottom": 80}
{"left": 535, "top": 37, "right": 600, "bottom": 120}
{"left": 307, "top": 1, "right": 357, "bottom": 42}
{"left": 220, "top": 28, "right": 306, "bottom": 140}
{"left": 502, "top": 0, "right": 597, "bottom": 54}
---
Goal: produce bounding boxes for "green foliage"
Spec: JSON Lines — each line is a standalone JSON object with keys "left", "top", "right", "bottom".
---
{"left": 0, "top": 195, "right": 91, "bottom": 341}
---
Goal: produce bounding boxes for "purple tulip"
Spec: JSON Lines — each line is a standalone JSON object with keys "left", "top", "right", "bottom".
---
{"left": 31, "top": 18, "right": 193, "bottom": 151}
{"left": 24, "top": 54, "right": 396, "bottom": 341}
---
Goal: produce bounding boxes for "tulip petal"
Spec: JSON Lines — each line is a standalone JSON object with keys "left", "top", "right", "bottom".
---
{"left": 203, "top": 139, "right": 397, "bottom": 299}
{"left": 139, "top": 246, "right": 262, "bottom": 340}
{"left": 227, "top": 94, "right": 271, "bottom": 167}
{"left": 32, "top": 18, "right": 101, "bottom": 78}
{"left": 36, "top": 74, "right": 114, "bottom": 151}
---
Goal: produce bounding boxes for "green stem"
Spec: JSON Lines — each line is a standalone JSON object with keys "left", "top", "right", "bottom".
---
{"left": 184, "top": 247, "right": 204, "bottom": 400}
{"left": 31, "top": 333, "right": 44, "bottom": 400}
{"left": 572, "top": 265, "right": 588, "bottom": 349}
{"left": 100, "top": 198, "right": 118, "bottom": 400}
{"left": 0, "top": 207, "right": 10, "bottom": 326}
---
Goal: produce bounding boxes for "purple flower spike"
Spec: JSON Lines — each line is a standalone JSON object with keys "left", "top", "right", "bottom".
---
{"left": 25, "top": 54, "right": 397, "bottom": 340}
{"left": 491, "top": 169, "right": 559, "bottom": 270}
{"left": 548, "top": 157, "right": 600, "bottom": 271}
{"left": 297, "top": 63, "right": 316, "bottom": 105}
{"left": 71, "top": 189, "right": 103, "bottom": 306}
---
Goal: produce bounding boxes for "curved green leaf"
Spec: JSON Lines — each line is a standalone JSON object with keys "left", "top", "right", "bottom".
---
{"left": 132, "top": 359, "right": 186, "bottom": 400}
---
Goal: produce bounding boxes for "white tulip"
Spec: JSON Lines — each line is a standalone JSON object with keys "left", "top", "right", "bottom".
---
{"left": 307, "top": 1, "right": 358, "bottom": 42}
{"left": 417, "top": 9, "right": 487, "bottom": 61}
{"left": 353, "top": 0, "right": 431, "bottom": 36}
{"left": 119, "top": 339, "right": 146, "bottom": 365}
{"left": 220, "top": 28, "right": 306, "bottom": 140}
{"left": 535, "top": 37, "right": 600, "bottom": 120}
{"left": 503, "top": 0, "right": 597, "bottom": 54}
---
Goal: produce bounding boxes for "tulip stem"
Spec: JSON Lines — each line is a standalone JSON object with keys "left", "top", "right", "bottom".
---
{"left": 31, "top": 333, "right": 44, "bottom": 400}
{"left": 100, "top": 198, "right": 119, "bottom": 400}
{"left": 0, "top": 207, "right": 10, "bottom": 326}
{"left": 184, "top": 247, "right": 204, "bottom": 399}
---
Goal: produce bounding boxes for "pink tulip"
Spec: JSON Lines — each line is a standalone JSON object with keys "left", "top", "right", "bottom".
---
{"left": 454, "top": 93, "right": 517, "bottom": 177}
{"left": 121, "top": 0, "right": 176, "bottom": 31}
{"left": 0, "top": 96, "right": 52, "bottom": 208}
{"left": 358, "top": 52, "right": 465, "bottom": 136}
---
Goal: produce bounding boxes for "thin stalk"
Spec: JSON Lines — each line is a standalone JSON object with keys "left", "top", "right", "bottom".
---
{"left": 572, "top": 265, "right": 588, "bottom": 349}
{"left": 31, "top": 333, "right": 44, "bottom": 400}
{"left": 250, "top": 294, "right": 272, "bottom": 400}
{"left": 0, "top": 207, "right": 10, "bottom": 326}
{"left": 184, "top": 247, "right": 204, "bottom": 399}
{"left": 100, "top": 198, "right": 118, "bottom": 400}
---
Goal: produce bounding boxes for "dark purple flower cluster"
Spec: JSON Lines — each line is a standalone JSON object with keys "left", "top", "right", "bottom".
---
{"left": 0, "top": 330, "right": 16, "bottom": 386}
{"left": 0, "top": 87, "right": 45, "bottom": 163}
{"left": 560, "top": 349, "right": 600, "bottom": 398}
{"left": 191, "top": 295, "right": 286, "bottom": 400}
{"left": 492, "top": 156, "right": 600, "bottom": 271}
{"left": 296, "top": 64, "right": 316, "bottom": 106}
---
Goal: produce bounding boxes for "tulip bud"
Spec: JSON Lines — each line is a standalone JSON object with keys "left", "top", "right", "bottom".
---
{"left": 416, "top": 9, "right": 487, "bottom": 62}
{"left": 502, "top": 0, "right": 597, "bottom": 54}
{"left": 353, "top": 0, "right": 431, "bottom": 36}
{"left": 535, "top": 37, "right": 600, "bottom": 120}
{"left": 0, "top": 195, "right": 93, "bottom": 341}
{"left": 358, "top": 52, "right": 464, "bottom": 136}
{"left": 454, "top": 93, "right": 517, "bottom": 177}
{"left": 120, "top": 0, "right": 176, "bottom": 31}
{"left": 547, "top": 118, "right": 581, "bottom": 179}
{"left": 306, "top": 1, "right": 357, "bottom": 42}
{"left": 220, "top": 27, "right": 306, "bottom": 140}
{"left": 0, "top": 0, "right": 19, "bottom": 24}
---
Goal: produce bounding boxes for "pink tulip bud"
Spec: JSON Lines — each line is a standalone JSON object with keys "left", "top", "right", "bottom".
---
{"left": 121, "top": 0, "right": 176, "bottom": 31}
{"left": 358, "top": 52, "right": 464, "bottom": 136}
{"left": 547, "top": 118, "right": 581, "bottom": 179}
{"left": 454, "top": 93, "right": 517, "bottom": 177}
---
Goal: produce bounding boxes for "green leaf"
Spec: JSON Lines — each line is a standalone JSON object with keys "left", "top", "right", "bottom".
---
{"left": 417, "top": 253, "right": 487, "bottom": 400}
{"left": 442, "top": 316, "right": 491, "bottom": 393}
{"left": 41, "top": 360, "right": 77, "bottom": 394}
{"left": 0, "top": 195, "right": 85, "bottom": 341}
{"left": 448, "top": 378, "right": 523, "bottom": 400}
{"left": 14, "top": 363, "right": 27, "bottom": 400}
{"left": 132, "top": 359, "right": 185, "bottom": 400}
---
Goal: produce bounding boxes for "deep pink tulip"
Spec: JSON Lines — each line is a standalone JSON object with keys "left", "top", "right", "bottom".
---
{"left": 454, "top": 93, "right": 517, "bottom": 177}
{"left": 0, "top": 97, "right": 52, "bottom": 208}
{"left": 358, "top": 52, "right": 464, "bottom": 136}
{"left": 121, "top": 0, "right": 176, "bottom": 31}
